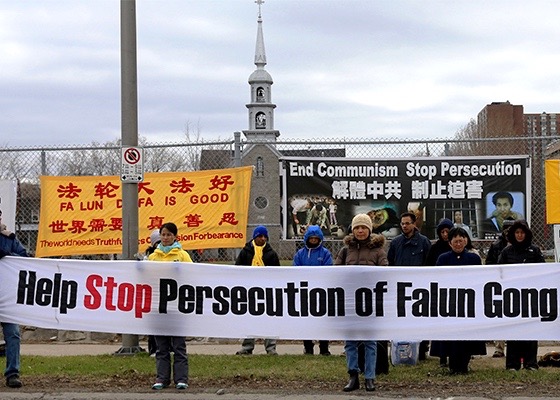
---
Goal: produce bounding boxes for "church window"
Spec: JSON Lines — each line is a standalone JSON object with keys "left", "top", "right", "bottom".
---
{"left": 256, "top": 156, "right": 264, "bottom": 176}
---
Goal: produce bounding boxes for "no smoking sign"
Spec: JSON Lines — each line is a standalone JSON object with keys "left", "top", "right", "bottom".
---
{"left": 121, "top": 147, "right": 144, "bottom": 182}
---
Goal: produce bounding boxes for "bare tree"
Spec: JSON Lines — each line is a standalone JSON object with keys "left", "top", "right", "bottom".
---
{"left": 448, "top": 118, "right": 480, "bottom": 156}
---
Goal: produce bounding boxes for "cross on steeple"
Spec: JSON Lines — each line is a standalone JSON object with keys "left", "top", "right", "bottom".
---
{"left": 255, "top": 0, "right": 264, "bottom": 18}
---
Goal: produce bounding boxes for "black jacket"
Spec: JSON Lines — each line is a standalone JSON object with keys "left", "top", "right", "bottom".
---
{"left": 498, "top": 220, "right": 544, "bottom": 264}
{"left": 235, "top": 240, "right": 280, "bottom": 266}
{"left": 485, "top": 236, "right": 508, "bottom": 265}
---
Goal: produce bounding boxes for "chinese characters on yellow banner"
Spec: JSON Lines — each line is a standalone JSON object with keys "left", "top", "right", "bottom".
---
{"left": 36, "top": 167, "right": 253, "bottom": 257}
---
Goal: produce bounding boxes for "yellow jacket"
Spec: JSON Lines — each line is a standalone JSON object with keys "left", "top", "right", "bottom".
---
{"left": 148, "top": 242, "right": 192, "bottom": 262}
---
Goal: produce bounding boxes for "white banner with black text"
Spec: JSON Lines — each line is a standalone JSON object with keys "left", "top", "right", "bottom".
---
{"left": 0, "top": 256, "right": 558, "bottom": 341}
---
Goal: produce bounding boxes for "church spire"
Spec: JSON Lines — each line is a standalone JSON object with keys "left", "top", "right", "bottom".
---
{"left": 254, "top": 0, "right": 267, "bottom": 68}
{"left": 243, "top": 0, "right": 279, "bottom": 141}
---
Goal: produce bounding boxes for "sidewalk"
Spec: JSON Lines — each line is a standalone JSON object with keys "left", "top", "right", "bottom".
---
{"left": 20, "top": 340, "right": 560, "bottom": 357}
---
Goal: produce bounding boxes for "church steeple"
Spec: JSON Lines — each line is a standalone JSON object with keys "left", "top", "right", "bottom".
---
{"left": 254, "top": 0, "right": 266, "bottom": 67}
{"left": 243, "top": 0, "right": 280, "bottom": 141}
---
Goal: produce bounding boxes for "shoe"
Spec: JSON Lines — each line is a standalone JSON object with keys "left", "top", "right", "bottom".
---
{"left": 492, "top": 351, "right": 505, "bottom": 358}
{"left": 507, "top": 368, "right": 519, "bottom": 372}
{"left": 151, "top": 382, "right": 166, "bottom": 390}
{"left": 320, "top": 351, "right": 331, "bottom": 356}
{"left": 525, "top": 367, "right": 538, "bottom": 371}
{"left": 303, "top": 349, "right": 314, "bottom": 355}
{"left": 176, "top": 382, "right": 188, "bottom": 390}
{"left": 343, "top": 373, "right": 359, "bottom": 392}
{"left": 6, "top": 375, "right": 22, "bottom": 388}
{"left": 365, "top": 378, "right": 376, "bottom": 392}
{"left": 236, "top": 350, "right": 253, "bottom": 355}
{"left": 267, "top": 350, "right": 278, "bottom": 355}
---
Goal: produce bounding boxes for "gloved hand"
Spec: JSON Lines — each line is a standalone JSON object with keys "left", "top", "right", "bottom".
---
{"left": 0, "top": 249, "right": 8, "bottom": 259}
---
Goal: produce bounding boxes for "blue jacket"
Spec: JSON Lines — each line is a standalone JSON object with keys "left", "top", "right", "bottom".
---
{"left": 387, "top": 229, "right": 431, "bottom": 266}
{"left": 0, "top": 234, "right": 28, "bottom": 257}
{"left": 293, "top": 225, "right": 333, "bottom": 266}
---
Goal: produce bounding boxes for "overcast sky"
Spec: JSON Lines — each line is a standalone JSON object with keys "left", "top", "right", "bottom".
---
{"left": 2, "top": 0, "right": 560, "bottom": 147}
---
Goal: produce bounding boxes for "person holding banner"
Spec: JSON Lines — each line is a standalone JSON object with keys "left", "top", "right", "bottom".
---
{"left": 498, "top": 220, "right": 544, "bottom": 371}
{"left": 293, "top": 225, "right": 333, "bottom": 355}
{"left": 0, "top": 209, "right": 28, "bottom": 389}
{"left": 335, "top": 213, "right": 388, "bottom": 392}
{"left": 143, "top": 229, "right": 162, "bottom": 357}
{"left": 235, "top": 225, "right": 281, "bottom": 355}
{"left": 435, "top": 227, "right": 486, "bottom": 374}
{"left": 147, "top": 222, "right": 191, "bottom": 390}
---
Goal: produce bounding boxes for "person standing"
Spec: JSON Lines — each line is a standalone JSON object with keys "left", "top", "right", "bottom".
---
{"left": 484, "top": 217, "right": 515, "bottom": 358}
{"left": 293, "top": 225, "right": 333, "bottom": 355}
{"left": 148, "top": 222, "right": 191, "bottom": 390}
{"left": 436, "top": 227, "right": 486, "bottom": 374}
{"left": 0, "top": 209, "right": 28, "bottom": 389}
{"left": 387, "top": 212, "right": 431, "bottom": 267}
{"left": 498, "top": 220, "right": 544, "bottom": 371}
{"left": 387, "top": 212, "right": 432, "bottom": 359}
{"left": 425, "top": 218, "right": 453, "bottom": 365}
{"left": 453, "top": 211, "right": 473, "bottom": 239}
{"left": 335, "top": 213, "right": 388, "bottom": 392}
{"left": 425, "top": 218, "right": 453, "bottom": 267}
{"left": 485, "top": 218, "right": 515, "bottom": 265}
{"left": 143, "top": 229, "right": 162, "bottom": 357}
{"left": 235, "top": 225, "right": 281, "bottom": 355}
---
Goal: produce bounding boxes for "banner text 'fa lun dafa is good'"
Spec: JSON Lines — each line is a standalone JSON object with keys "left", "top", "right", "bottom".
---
{"left": 36, "top": 167, "right": 253, "bottom": 257}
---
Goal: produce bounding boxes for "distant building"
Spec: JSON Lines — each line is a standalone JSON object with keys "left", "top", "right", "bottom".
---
{"left": 476, "top": 101, "right": 558, "bottom": 247}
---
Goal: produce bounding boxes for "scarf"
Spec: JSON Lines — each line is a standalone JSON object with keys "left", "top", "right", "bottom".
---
{"left": 157, "top": 241, "right": 182, "bottom": 254}
{"left": 252, "top": 240, "right": 265, "bottom": 266}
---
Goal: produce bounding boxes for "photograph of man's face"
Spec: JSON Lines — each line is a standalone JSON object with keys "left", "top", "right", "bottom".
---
{"left": 494, "top": 196, "right": 512, "bottom": 218}
{"left": 486, "top": 191, "right": 525, "bottom": 226}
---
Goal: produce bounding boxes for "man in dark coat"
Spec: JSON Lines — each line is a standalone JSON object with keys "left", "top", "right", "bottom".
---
{"left": 0, "top": 209, "right": 28, "bottom": 388}
{"left": 235, "top": 225, "right": 280, "bottom": 355}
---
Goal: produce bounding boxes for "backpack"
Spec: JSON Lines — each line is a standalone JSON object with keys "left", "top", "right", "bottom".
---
{"left": 390, "top": 341, "right": 420, "bottom": 366}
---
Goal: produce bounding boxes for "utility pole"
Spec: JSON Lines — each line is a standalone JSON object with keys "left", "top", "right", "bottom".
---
{"left": 115, "top": 0, "right": 142, "bottom": 355}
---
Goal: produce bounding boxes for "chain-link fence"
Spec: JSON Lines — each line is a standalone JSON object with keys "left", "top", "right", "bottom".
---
{"left": 1, "top": 135, "right": 557, "bottom": 261}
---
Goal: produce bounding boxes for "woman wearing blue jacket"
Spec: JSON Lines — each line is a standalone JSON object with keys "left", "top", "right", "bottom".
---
{"left": 293, "top": 225, "right": 333, "bottom": 355}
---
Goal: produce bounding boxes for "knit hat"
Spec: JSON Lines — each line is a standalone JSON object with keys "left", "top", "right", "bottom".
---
{"left": 253, "top": 225, "right": 269, "bottom": 239}
{"left": 150, "top": 229, "right": 161, "bottom": 244}
{"left": 352, "top": 213, "right": 372, "bottom": 231}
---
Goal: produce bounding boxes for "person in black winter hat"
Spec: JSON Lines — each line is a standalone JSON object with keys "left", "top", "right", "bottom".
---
{"left": 235, "top": 225, "right": 280, "bottom": 355}
{"left": 426, "top": 218, "right": 453, "bottom": 266}
{"left": 498, "top": 220, "right": 544, "bottom": 371}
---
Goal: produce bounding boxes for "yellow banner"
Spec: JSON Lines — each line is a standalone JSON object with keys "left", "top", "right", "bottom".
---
{"left": 545, "top": 160, "right": 560, "bottom": 224}
{"left": 36, "top": 167, "right": 253, "bottom": 257}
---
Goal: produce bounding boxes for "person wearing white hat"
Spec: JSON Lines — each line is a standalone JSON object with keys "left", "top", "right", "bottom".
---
{"left": 334, "top": 213, "right": 388, "bottom": 392}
